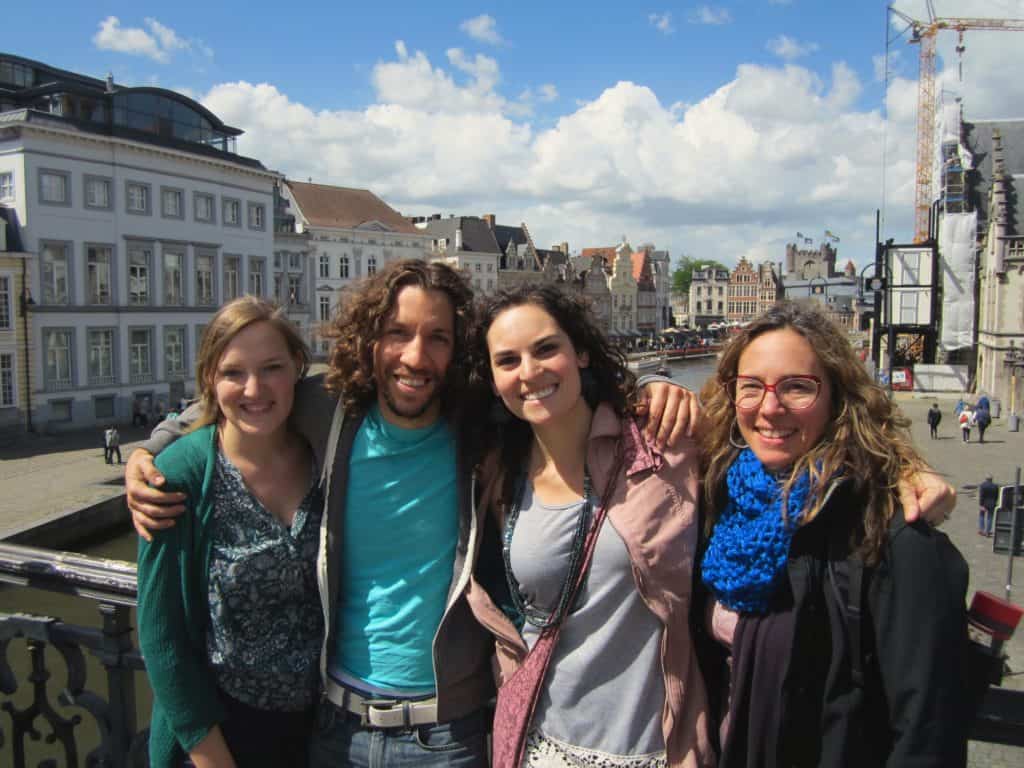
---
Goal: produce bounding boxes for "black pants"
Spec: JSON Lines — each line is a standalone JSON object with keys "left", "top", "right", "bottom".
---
{"left": 186, "top": 691, "right": 313, "bottom": 768}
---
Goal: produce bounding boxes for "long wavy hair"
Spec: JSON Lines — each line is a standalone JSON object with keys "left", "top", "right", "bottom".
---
{"left": 192, "top": 296, "right": 310, "bottom": 430}
{"left": 323, "top": 259, "right": 475, "bottom": 416}
{"left": 699, "top": 301, "right": 924, "bottom": 563}
{"left": 470, "top": 284, "right": 637, "bottom": 515}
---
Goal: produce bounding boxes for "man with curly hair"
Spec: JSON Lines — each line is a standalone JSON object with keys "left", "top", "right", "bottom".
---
{"left": 126, "top": 259, "right": 697, "bottom": 767}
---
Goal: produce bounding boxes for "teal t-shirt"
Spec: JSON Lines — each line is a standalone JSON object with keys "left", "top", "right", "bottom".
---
{"left": 329, "top": 403, "right": 459, "bottom": 693}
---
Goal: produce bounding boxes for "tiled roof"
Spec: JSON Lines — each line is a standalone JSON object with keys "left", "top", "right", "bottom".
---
{"left": 417, "top": 216, "right": 501, "bottom": 253}
{"left": 286, "top": 181, "right": 420, "bottom": 234}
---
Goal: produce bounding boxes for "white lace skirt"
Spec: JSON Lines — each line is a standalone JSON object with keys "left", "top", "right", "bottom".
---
{"left": 522, "top": 730, "right": 668, "bottom": 768}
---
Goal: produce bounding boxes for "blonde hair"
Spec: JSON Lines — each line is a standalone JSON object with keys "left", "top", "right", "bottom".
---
{"left": 699, "top": 301, "right": 924, "bottom": 563}
{"left": 192, "top": 296, "right": 310, "bottom": 429}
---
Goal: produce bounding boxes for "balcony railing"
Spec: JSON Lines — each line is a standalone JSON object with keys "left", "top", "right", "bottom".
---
{"left": 0, "top": 542, "right": 147, "bottom": 768}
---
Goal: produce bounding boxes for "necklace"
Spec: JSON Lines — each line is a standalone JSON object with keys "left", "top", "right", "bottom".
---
{"left": 502, "top": 468, "right": 594, "bottom": 630}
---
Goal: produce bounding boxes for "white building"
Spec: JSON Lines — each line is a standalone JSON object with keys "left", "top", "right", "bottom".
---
{"left": 608, "top": 241, "right": 638, "bottom": 336}
{"left": 0, "top": 52, "right": 279, "bottom": 430}
{"left": 282, "top": 181, "right": 432, "bottom": 356}
{"left": 689, "top": 266, "right": 730, "bottom": 328}
{"left": 413, "top": 215, "right": 502, "bottom": 295}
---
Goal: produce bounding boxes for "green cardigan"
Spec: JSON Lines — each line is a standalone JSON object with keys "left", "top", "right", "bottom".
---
{"left": 137, "top": 425, "right": 225, "bottom": 768}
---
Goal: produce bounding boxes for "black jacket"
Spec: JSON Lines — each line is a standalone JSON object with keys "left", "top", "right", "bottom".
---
{"left": 715, "top": 480, "right": 970, "bottom": 768}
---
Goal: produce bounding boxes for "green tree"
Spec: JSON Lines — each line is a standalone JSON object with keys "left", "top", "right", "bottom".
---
{"left": 672, "top": 255, "right": 730, "bottom": 295}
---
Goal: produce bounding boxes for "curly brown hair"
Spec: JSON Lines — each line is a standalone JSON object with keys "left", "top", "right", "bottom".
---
{"left": 699, "top": 301, "right": 925, "bottom": 564}
{"left": 470, "top": 284, "right": 637, "bottom": 514}
{"left": 323, "top": 259, "right": 475, "bottom": 416}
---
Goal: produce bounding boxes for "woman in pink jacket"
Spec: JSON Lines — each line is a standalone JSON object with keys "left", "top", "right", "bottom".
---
{"left": 465, "top": 285, "right": 715, "bottom": 768}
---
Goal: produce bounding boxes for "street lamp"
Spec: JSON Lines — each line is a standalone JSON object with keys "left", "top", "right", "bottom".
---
{"left": 859, "top": 261, "right": 895, "bottom": 396}
{"left": 18, "top": 260, "right": 35, "bottom": 433}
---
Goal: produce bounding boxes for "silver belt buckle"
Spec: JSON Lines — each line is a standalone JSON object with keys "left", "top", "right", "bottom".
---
{"left": 361, "top": 698, "right": 408, "bottom": 728}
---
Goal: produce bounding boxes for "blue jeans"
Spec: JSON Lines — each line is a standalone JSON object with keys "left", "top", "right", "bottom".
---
{"left": 980, "top": 506, "right": 995, "bottom": 535}
{"left": 308, "top": 703, "right": 489, "bottom": 768}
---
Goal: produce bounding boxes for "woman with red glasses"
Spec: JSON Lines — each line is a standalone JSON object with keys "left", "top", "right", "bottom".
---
{"left": 697, "top": 301, "right": 969, "bottom": 768}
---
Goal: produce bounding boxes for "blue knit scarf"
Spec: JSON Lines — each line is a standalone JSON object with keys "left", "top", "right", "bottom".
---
{"left": 702, "top": 448, "right": 812, "bottom": 614}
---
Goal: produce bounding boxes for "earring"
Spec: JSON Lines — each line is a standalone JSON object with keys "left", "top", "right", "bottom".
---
{"left": 489, "top": 397, "right": 513, "bottom": 425}
{"left": 729, "top": 419, "right": 748, "bottom": 450}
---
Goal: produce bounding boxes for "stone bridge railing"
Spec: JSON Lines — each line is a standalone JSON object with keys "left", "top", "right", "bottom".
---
{"left": 0, "top": 540, "right": 1023, "bottom": 767}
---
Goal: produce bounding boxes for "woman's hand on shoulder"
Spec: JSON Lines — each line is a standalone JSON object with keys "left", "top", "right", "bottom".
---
{"left": 898, "top": 467, "right": 956, "bottom": 525}
{"left": 635, "top": 381, "right": 702, "bottom": 450}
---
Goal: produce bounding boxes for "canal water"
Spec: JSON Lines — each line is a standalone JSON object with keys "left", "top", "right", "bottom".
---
{"left": 0, "top": 356, "right": 719, "bottom": 764}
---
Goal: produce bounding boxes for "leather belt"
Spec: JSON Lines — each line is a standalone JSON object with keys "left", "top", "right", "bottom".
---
{"left": 325, "top": 680, "right": 439, "bottom": 729}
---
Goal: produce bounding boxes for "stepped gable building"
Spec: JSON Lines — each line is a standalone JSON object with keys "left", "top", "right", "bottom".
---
{"left": 757, "top": 260, "right": 781, "bottom": 317}
{"left": 570, "top": 251, "right": 612, "bottom": 334}
{"left": 281, "top": 181, "right": 430, "bottom": 355}
{"left": 631, "top": 247, "right": 657, "bottom": 337}
{"left": 961, "top": 120, "right": 1024, "bottom": 407}
{"left": 607, "top": 240, "right": 638, "bottom": 338}
{"left": 727, "top": 257, "right": 759, "bottom": 324}
{"left": 414, "top": 214, "right": 501, "bottom": 295}
{"left": 0, "top": 52, "right": 280, "bottom": 431}
{"left": 640, "top": 245, "right": 673, "bottom": 332}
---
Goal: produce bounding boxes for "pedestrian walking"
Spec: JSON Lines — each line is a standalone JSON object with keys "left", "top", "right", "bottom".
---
{"left": 108, "top": 426, "right": 121, "bottom": 464}
{"left": 975, "top": 395, "right": 992, "bottom": 443}
{"left": 959, "top": 407, "right": 972, "bottom": 443}
{"left": 103, "top": 427, "right": 114, "bottom": 464}
{"left": 979, "top": 474, "right": 999, "bottom": 537}
{"left": 927, "top": 402, "right": 942, "bottom": 439}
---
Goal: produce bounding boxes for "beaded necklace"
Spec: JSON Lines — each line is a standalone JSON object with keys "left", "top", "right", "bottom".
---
{"left": 502, "top": 468, "right": 593, "bottom": 630}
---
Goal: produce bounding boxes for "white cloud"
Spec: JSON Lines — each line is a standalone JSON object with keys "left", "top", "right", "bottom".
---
{"left": 538, "top": 84, "right": 559, "bottom": 102}
{"left": 766, "top": 35, "right": 819, "bottom": 60}
{"left": 688, "top": 6, "right": 733, "bottom": 25}
{"left": 648, "top": 12, "right": 675, "bottom": 35}
{"left": 460, "top": 14, "right": 504, "bottom": 45}
{"left": 92, "top": 16, "right": 197, "bottom": 63}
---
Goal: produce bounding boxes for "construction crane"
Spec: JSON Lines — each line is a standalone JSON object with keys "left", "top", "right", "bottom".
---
{"left": 889, "top": 2, "right": 1024, "bottom": 243}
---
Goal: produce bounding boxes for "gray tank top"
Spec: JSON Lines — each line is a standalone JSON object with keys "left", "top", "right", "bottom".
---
{"left": 510, "top": 481, "right": 666, "bottom": 756}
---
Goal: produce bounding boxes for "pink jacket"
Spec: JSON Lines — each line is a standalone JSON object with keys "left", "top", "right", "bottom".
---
{"left": 465, "top": 403, "right": 715, "bottom": 768}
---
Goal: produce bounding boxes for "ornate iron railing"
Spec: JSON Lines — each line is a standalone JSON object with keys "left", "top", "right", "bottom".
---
{"left": 0, "top": 542, "right": 148, "bottom": 767}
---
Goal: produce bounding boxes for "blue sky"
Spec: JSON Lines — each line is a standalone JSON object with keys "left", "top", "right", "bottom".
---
{"left": 6, "top": 2, "right": 1024, "bottom": 269}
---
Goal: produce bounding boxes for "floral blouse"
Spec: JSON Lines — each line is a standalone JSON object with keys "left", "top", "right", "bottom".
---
{"left": 205, "top": 449, "right": 323, "bottom": 712}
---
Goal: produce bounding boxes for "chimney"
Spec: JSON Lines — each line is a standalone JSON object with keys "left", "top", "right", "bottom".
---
{"left": 482, "top": 214, "right": 496, "bottom": 229}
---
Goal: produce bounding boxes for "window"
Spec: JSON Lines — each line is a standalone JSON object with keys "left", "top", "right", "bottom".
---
{"left": 248, "top": 202, "right": 266, "bottom": 230}
{"left": 288, "top": 252, "right": 301, "bottom": 270}
{"left": 367, "top": 256, "right": 377, "bottom": 276}
{"left": 288, "top": 274, "right": 301, "bottom": 305}
{"left": 128, "top": 245, "right": 151, "bottom": 305}
{"left": 0, "top": 276, "right": 9, "bottom": 329}
{"left": 94, "top": 395, "right": 115, "bottom": 420}
{"left": 49, "top": 399, "right": 72, "bottom": 422}
{"left": 162, "top": 250, "right": 184, "bottom": 305}
{"left": 223, "top": 198, "right": 241, "bottom": 226}
{"left": 164, "top": 327, "right": 186, "bottom": 379}
{"left": 44, "top": 329, "right": 73, "bottom": 390}
{"left": 129, "top": 328, "right": 153, "bottom": 383}
{"left": 194, "top": 192, "right": 215, "bottom": 223}
{"left": 319, "top": 254, "right": 329, "bottom": 278}
{"left": 41, "top": 242, "right": 70, "bottom": 304}
{"left": 249, "top": 257, "right": 265, "bottom": 295}
{"left": 475, "top": 263, "right": 481, "bottom": 272}
{"left": 339, "top": 256, "right": 350, "bottom": 278}
{"left": 274, "top": 273, "right": 284, "bottom": 303}
{"left": 223, "top": 255, "right": 240, "bottom": 301}
{"left": 86, "top": 246, "right": 112, "bottom": 305}
{"left": 39, "top": 170, "right": 69, "bottom": 205}
{"left": 84, "top": 176, "right": 112, "bottom": 209}
{"left": 319, "top": 295, "right": 331, "bottom": 322}
{"left": 161, "top": 187, "right": 184, "bottom": 219}
{"left": 125, "top": 181, "right": 150, "bottom": 214}
{"left": 0, "top": 172, "right": 14, "bottom": 201}
{"left": 0, "top": 354, "right": 13, "bottom": 407}
{"left": 87, "top": 328, "right": 115, "bottom": 385}
{"left": 196, "top": 252, "right": 215, "bottom": 305}
{"left": 274, "top": 254, "right": 282, "bottom": 269}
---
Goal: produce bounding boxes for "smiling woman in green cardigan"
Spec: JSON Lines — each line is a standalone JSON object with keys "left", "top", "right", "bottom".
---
{"left": 137, "top": 297, "right": 321, "bottom": 768}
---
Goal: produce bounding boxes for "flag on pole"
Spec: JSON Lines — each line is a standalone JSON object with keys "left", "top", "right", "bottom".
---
{"left": 824, "top": 230, "right": 841, "bottom": 242}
